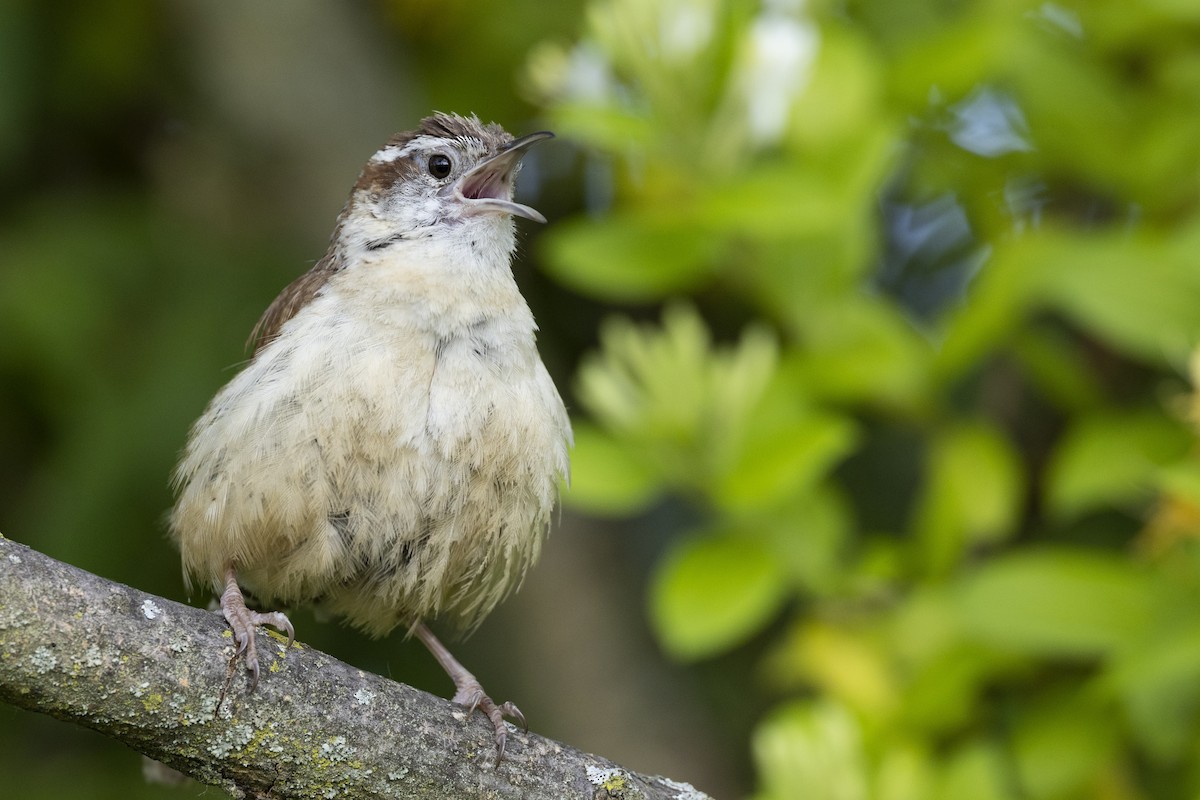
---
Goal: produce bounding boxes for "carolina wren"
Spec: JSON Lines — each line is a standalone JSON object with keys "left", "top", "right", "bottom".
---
{"left": 169, "top": 113, "right": 572, "bottom": 761}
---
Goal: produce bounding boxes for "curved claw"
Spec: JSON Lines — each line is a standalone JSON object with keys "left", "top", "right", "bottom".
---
{"left": 255, "top": 610, "right": 295, "bottom": 648}
{"left": 245, "top": 650, "right": 261, "bottom": 691}
{"left": 220, "top": 565, "right": 293, "bottom": 690}
{"left": 478, "top": 696, "right": 521, "bottom": 765}
{"left": 413, "top": 623, "right": 526, "bottom": 765}
{"left": 452, "top": 688, "right": 526, "bottom": 765}
{"left": 493, "top": 724, "right": 508, "bottom": 766}
{"left": 499, "top": 701, "right": 527, "bottom": 732}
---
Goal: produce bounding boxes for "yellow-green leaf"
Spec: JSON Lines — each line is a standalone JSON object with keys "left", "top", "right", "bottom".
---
{"left": 651, "top": 533, "right": 789, "bottom": 660}
{"left": 1045, "top": 410, "right": 1190, "bottom": 520}
{"left": 540, "top": 212, "right": 719, "bottom": 301}
{"left": 913, "top": 422, "right": 1023, "bottom": 575}
{"left": 958, "top": 550, "right": 1155, "bottom": 657}
{"left": 752, "top": 700, "right": 870, "bottom": 800}
{"left": 561, "top": 423, "right": 662, "bottom": 515}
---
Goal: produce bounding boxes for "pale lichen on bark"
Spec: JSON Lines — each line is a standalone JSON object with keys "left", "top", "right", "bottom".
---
{"left": 0, "top": 535, "right": 713, "bottom": 799}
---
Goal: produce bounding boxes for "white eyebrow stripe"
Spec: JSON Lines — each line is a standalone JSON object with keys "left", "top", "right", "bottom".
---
{"left": 370, "top": 145, "right": 406, "bottom": 163}
{"left": 370, "top": 134, "right": 481, "bottom": 165}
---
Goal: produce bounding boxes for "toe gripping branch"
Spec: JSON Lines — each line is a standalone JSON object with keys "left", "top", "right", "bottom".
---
{"left": 414, "top": 622, "right": 527, "bottom": 765}
{"left": 220, "top": 564, "right": 294, "bottom": 690}
{"left": 215, "top": 568, "right": 520, "bottom": 765}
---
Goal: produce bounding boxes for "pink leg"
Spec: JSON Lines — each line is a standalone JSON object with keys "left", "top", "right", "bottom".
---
{"left": 414, "top": 622, "right": 525, "bottom": 763}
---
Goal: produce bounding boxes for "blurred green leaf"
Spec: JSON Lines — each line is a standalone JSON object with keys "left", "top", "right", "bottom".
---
{"left": 934, "top": 740, "right": 1016, "bottom": 800}
{"left": 892, "top": 587, "right": 1032, "bottom": 738}
{"left": 890, "top": 590, "right": 1027, "bottom": 736}
{"left": 577, "top": 305, "right": 786, "bottom": 494}
{"left": 532, "top": 0, "right": 1200, "bottom": 796}
{"left": 693, "top": 163, "right": 866, "bottom": 241}
{"left": 791, "top": 298, "right": 933, "bottom": 411}
{"left": 913, "top": 422, "right": 1024, "bottom": 575}
{"left": 540, "top": 210, "right": 721, "bottom": 301}
{"left": 651, "top": 532, "right": 789, "bottom": 660}
{"left": 888, "top": 9, "right": 1018, "bottom": 108}
{"left": 577, "top": 305, "right": 722, "bottom": 440}
{"left": 1155, "top": 459, "right": 1200, "bottom": 507}
{"left": 1030, "top": 226, "right": 1200, "bottom": 366}
{"left": 560, "top": 422, "right": 662, "bottom": 514}
{"left": 1005, "top": 25, "right": 1138, "bottom": 193}
{"left": 769, "top": 618, "right": 897, "bottom": 719}
{"left": 1011, "top": 694, "right": 1119, "bottom": 799}
{"left": 900, "top": 644, "right": 1007, "bottom": 736}
{"left": 1009, "top": 325, "right": 1105, "bottom": 414}
{"left": 716, "top": 404, "right": 857, "bottom": 512}
{"left": 1108, "top": 619, "right": 1200, "bottom": 760}
{"left": 875, "top": 743, "right": 935, "bottom": 800}
{"left": 784, "top": 26, "right": 884, "bottom": 151}
{"left": 938, "top": 223, "right": 1200, "bottom": 379}
{"left": 752, "top": 699, "right": 869, "bottom": 800}
{"left": 761, "top": 486, "right": 852, "bottom": 595}
{"left": 537, "top": 98, "right": 659, "bottom": 154}
{"left": 933, "top": 242, "right": 1034, "bottom": 381}
{"left": 958, "top": 550, "right": 1156, "bottom": 657}
{"left": 1045, "top": 410, "right": 1190, "bottom": 520}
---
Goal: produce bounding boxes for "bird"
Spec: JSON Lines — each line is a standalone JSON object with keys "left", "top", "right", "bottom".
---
{"left": 169, "top": 112, "right": 572, "bottom": 762}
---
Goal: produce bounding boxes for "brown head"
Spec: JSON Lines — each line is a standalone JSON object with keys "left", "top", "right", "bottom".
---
{"left": 350, "top": 113, "right": 551, "bottom": 241}
{"left": 249, "top": 113, "right": 553, "bottom": 351}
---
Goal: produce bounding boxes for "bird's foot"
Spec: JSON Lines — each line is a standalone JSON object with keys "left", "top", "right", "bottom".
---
{"left": 452, "top": 680, "right": 527, "bottom": 763}
{"left": 414, "top": 622, "right": 525, "bottom": 764}
{"left": 220, "top": 564, "right": 294, "bottom": 690}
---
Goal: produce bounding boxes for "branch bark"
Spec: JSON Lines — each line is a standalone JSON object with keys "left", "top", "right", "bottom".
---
{"left": 0, "top": 534, "right": 713, "bottom": 799}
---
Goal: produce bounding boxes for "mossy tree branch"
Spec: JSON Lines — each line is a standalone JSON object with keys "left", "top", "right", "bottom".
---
{"left": 0, "top": 535, "right": 712, "bottom": 800}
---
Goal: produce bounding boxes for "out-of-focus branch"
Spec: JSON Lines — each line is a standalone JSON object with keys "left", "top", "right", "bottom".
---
{"left": 0, "top": 535, "right": 712, "bottom": 800}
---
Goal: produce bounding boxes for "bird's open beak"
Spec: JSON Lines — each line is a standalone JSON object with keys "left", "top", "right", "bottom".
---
{"left": 455, "top": 131, "right": 554, "bottom": 223}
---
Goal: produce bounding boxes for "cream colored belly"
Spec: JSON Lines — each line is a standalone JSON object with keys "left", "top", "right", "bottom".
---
{"left": 170, "top": 311, "right": 569, "bottom": 636}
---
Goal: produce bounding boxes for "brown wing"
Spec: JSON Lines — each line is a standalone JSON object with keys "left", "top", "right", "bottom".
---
{"left": 247, "top": 253, "right": 343, "bottom": 355}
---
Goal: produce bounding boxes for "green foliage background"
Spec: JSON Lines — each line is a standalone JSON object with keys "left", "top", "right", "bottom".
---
{"left": 3, "top": 1, "right": 1200, "bottom": 798}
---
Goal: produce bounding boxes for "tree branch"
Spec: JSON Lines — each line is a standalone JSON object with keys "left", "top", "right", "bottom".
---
{"left": 0, "top": 534, "right": 713, "bottom": 799}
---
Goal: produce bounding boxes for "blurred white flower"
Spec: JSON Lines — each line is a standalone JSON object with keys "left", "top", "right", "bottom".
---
{"left": 660, "top": 0, "right": 716, "bottom": 61}
{"left": 738, "top": 5, "right": 820, "bottom": 145}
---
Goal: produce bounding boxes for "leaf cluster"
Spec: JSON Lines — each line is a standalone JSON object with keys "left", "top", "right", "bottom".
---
{"left": 527, "top": 1, "right": 1200, "bottom": 797}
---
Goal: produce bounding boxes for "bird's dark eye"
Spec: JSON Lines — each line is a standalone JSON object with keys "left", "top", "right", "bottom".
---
{"left": 427, "top": 154, "right": 452, "bottom": 179}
